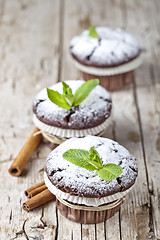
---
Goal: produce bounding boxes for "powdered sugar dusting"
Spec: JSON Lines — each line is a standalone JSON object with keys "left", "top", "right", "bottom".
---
{"left": 45, "top": 136, "right": 138, "bottom": 198}
{"left": 70, "top": 27, "right": 141, "bottom": 67}
{"left": 33, "top": 80, "right": 112, "bottom": 130}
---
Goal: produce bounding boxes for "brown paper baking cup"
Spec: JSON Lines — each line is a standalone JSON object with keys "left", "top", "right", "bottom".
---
{"left": 56, "top": 198, "right": 123, "bottom": 224}
{"left": 33, "top": 114, "right": 112, "bottom": 140}
{"left": 82, "top": 71, "right": 134, "bottom": 91}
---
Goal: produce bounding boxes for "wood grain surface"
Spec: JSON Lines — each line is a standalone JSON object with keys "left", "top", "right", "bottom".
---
{"left": 0, "top": 0, "right": 159, "bottom": 239}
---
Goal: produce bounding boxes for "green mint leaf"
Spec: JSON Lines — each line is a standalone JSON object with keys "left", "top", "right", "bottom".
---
{"left": 89, "top": 25, "right": 98, "bottom": 38}
{"left": 63, "top": 147, "right": 122, "bottom": 182}
{"left": 62, "top": 82, "right": 74, "bottom": 106}
{"left": 88, "top": 146, "right": 103, "bottom": 169}
{"left": 97, "top": 164, "right": 123, "bottom": 181}
{"left": 65, "top": 94, "right": 74, "bottom": 107}
{"left": 63, "top": 149, "right": 97, "bottom": 171}
{"left": 47, "top": 88, "right": 71, "bottom": 110}
{"left": 73, "top": 79, "right": 99, "bottom": 106}
{"left": 62, "top": 82, "right": 73, "bottom": 96}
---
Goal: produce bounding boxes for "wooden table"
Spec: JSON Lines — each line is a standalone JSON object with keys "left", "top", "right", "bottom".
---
{"left": 0, "top": 0, "right": 160, "bottom": 239}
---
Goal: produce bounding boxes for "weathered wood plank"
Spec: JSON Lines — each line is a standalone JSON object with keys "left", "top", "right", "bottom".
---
{"left": 61, "top": 0, "right": 82, "bottom": 81}
{"left": 56, "top": 0, "right": 84, "bottom": 238}
{"left": 0, "top": 0, "right": 60, "bottom": 239}
{"left": 57, "top": 213, "right": 81, "bottom": 240}
{"left": 113, "top": 1, "right": 159, "bottom": 239}
{"left": 60, "top": 0, "right": 124, "bottom": 239}
{"left": 81, "top": 224, "right": 96, "bottom": 240}
{"left": 111, "top": 86, "right": 149, "bottom": 240}
{"left": 134, "top": 82, "right": 160, "bottom": 239}
{"left": 59, "top": 0, "right": 151, "bottom": 239}
{"left": 125, "top": 0, "right": 160, "bottom": 238}
{"left": 0, "top": 0, "right": 159, "bottom": 239}
{"left": 105, "top": 214, "right": 121, "bottom": 240}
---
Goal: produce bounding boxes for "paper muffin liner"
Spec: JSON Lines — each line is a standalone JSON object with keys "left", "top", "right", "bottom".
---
{"left": 33, "top": 114, "right": 112, "bottom": 138}
{"left": 44, "top": 172, "right": 132, "bottom": 207}
{"left": 82, "top": 71, "right": 134, "bottom": 91}
{"left": 72, "top": 54, "right": 142, "bottom": 76}
{"left": 56, "top": 198, "right": 122, "bottom": 224}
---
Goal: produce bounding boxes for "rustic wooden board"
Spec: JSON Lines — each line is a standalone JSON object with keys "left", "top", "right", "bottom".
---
{"left": 0, "top": 0, "right": 60, "bottom": 239}
{"left": 0, "top": 0, "right": 159, "bottom": 239}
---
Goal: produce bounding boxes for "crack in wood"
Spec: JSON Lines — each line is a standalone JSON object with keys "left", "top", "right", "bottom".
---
{"left": 103, "top": 221, "right": 107, "bottom": 240}
{"left": 12, "top": 78, "right": 16, "bottom": 93}
{"left": 149, "top": 63, "right": 156, "bottom": 87}
{"left": 55, "top": 207, "right": 59, "bottom": 240}
{"left": 94, "top": 224, "right": 97, "bottom": 240}
{"left": 36, "top": 149, "right": 41, "bottom": 159}
{"left": 57, "top": 0, "right": 64, "bottom": 83}
{"left": 11, "top": 230, "right": 24, "bottom": 240}
{"left": 39, "top": 168, "right": 44, "bottom": 173}
{"left": 22, "top": 219, "right": 29, "bottom": 240}
{"left": 11, "top": 219, "right": 29, "bottom": 240}
{"left": 71, "top": 230, "right": 73, "bottom": 240}
{"left": 120, "top": 0, "right": 128, "bottom": 30}
{"left": 156, "top": 131, "right": 160, "bottom": 154}
{"left": 111, "top": 119, "right": 116, "bottom": 141}
{"left": 133, "top": 80, "right": 150, "bottom": 191}
{"left": 39, "top": 207, "right": 47, "bottom": 229}
{"left": 29, "top": 234, "right": 44, "bottom": 240}
{"left": 81, "top": 223, "right": 82, "bottom": 240}
{"left": 149, "top": 197, "right": 157, "bottom": 240}
{"left": 19, "top": 198, "right": 22, "bottom": 205}
{"left": 40, "top": 57, "right": 47, "bottom": 72}
{"left": 9, "top": 210, "right": 12, "bottom": 223}
{"left": 133, "top": 79, "right": 156, "bottom": 239}
{"left": 0, "top": 158, "right": 12, "bottom": 164}
{"left": 1, "top": 135, "right": 6, "bottom": 144}
{"left": 119, "top": 210, "right": 122, "bottom": 240}
{"left": 135, "top": 204, "right": 150, "bottom": 240}
{"left": 149, "top": 180, "right": 154, "bottom": 196}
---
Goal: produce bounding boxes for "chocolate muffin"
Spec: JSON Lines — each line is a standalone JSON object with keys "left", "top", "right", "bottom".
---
{"left": 44, "top": 136, "right": 138, "bottom": 224}
{"left": 70, "top": 27, "right": 142, "bottom": 91}
{"left": 33, "top": 80, "right": 112, "bottom": 143}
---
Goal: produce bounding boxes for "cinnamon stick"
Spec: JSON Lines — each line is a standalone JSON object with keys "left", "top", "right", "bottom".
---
{"left": 25, "top": 181, "right": 47, "bottom": 198}
{"left": 9, "top": 128, "right": 42, "bottom": 176}
{"left": 23, "top": 189, "right": 55, "bottom": 211}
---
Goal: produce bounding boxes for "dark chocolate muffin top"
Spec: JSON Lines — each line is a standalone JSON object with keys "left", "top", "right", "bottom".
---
{"left": 70, "top": 27, "right": 141, "bottom": 68}
{"left": 45, "top": 136, "right": 138, "bottom": 198}
{"left": 33, "top": 80, "right": 112, "bottom": 130}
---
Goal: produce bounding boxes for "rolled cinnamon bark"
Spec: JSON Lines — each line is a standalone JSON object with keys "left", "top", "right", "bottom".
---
{"left": 8, "top": 128, "right": 42, "bottom": 177}
{"left": 25, "top": 181, "right": 47, "bottom": 198}
{"left": 23, "top": 189, "right": 55, "bottom": 211}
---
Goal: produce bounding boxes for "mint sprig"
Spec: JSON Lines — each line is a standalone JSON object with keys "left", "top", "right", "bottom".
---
{"left": 63, "top": 147, "right": 123, "bottom": 181}
{"left": 62, "top": 82, "right": 74, "bottom": 106}
{"left": 47, "top": 79, "right": 99, "bottom": 110}
{"left": 73, "top": 79, "right": 99, "bottom": 106}
{"left": 89, "top": 25, "right": 98, "bottom": 38}
{"left": 88, "top": 147, "right": 102, "bottom": 169}
{"left": 97, "top": 164, "right": 123, "bottom": 181}
{"left": 63, "top": 149, "right": 97, "bottom": 171}
{"left": 47, "top": 88, "right": 71, "bottom": 110}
